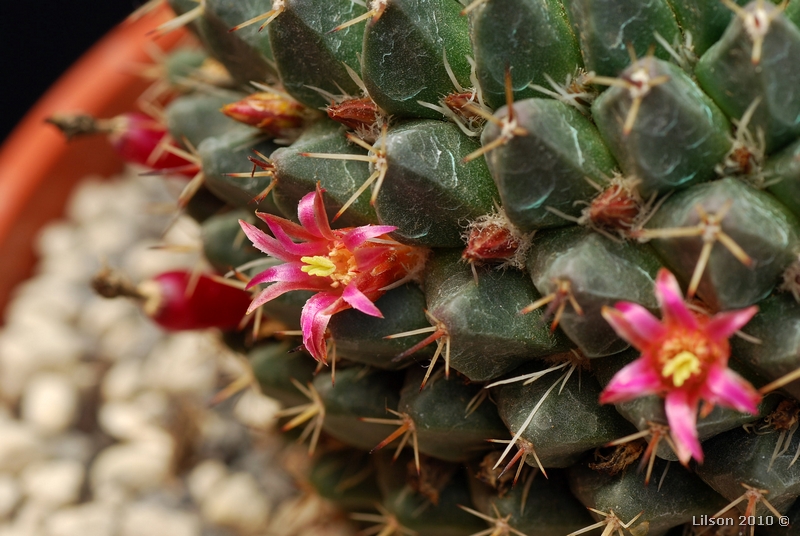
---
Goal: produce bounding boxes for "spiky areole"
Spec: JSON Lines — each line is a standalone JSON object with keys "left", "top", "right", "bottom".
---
{"left": 585, "top": 176, "right": 644, "bottom": 233}
{"left": 529, "top": 68, "right": 598, "bottom": 116}
{"left": 715, "top": 98, "right": 767, "bottom": 187}
{"left": 545, "top": 174, "right": 663, "bottom": 242}
{"left": 709, "top": 483, "right": 785, "bottom": 536}
{"left": 474, "top": 451, "right": 518, "bottom": 497}
{"left": 591, "top": 53, "right": 672, "bottom": 137}
{"left": 405, "top": 455, "right": 458, "bottom": 505}
{"left": 228, "top": 0, "right": 285, "bottom": 32}
{"left": 462, "top": 207, "right": 533, "bottom": 270}
{"left": 309, "top": 63, "right": 390, "bottom": 143}
{"left": 722, "top": 0, "right": 789, "bottom": 65}
{"left": 652, "top": 27, "right": 698, "bottom": 72}
{"left": 605, "top": 421, "right": 679, "bottom": 485}
{"left": 780, "top": 254, "right": 800, "bottom": 301}
{"left": 83, "top": 1, "right": 800, "bottom": 531}
{"left": 326, "top": 96, "right": 388, "bottom": 143}
{"left": 588, "top": 441, "right": 645, "bottom": 476}
{"left": 418, "top": 52, "right": 489, "bottom": 137}
{"left": 566, "top": 509, "right": 644, "bottom": 536}
{"left": 330, "top": 0, "right": 388, "bottom": 32}
{"left": 764, "top": 399, "right": 800, "bottom": 432}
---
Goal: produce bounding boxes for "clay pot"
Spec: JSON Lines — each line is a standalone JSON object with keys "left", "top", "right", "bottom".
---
{"left": 0, "top": 5, "right": 184, "bottom": 312}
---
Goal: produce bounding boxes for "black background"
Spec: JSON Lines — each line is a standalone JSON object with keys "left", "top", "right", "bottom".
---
{"left": 1, "top": 2, "right": 137, "bottom": 143}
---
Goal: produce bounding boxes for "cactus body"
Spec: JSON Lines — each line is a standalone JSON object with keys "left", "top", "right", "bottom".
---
{"left": 65, "top": 1, "right": 800, "bottom": 533}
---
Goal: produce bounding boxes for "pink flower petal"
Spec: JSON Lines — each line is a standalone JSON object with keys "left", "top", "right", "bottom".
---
{"left": 702, "top": 366, "right": 761, "bottom": 414}
{"left": 342, "top": 225, "right": 397, "bottom": 250}
{"left": 354, "top": 247, "right": 391, "bottom": 272}
{"left": 257, "top": 212, "right": 318, "bottom": 242}
{"left": 313, "top": 184, "right": 335, "bottom": 239}
{"left": 297, "top": 187, "right": 335, "bottom": 241}
{"left": 239, "top": 220, "right": 297, "bottom": 262}
{"left": 655, "top": 269, "right": 698, "bottom": 330}
{"left": 247, "top": 281, "right": 322, "bottom": 314}
{"left": 300, "top": 293, "right": 343, "bottom": 362}
{"left": 342, "top": 285, "right": 383, "bottom": 318}
{"left": 247, "top": 263, "right": 326, "bottom": 289}
{"left": 665, "top": 390, "right": 703, "bottom": 465}
{"left": 602, "top": 303, "right": 665, "bottom": 350}
{"left": 599, "top": 357, "right": 662, "bottom": 404}
{"left": 263, "top": 218, "right": 328, "bottom": 257}
{"left": 705, "top": 306, "right": 758, "bottom": 341}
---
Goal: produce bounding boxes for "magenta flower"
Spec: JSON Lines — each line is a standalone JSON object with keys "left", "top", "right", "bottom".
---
{"left": 239, "top": 184, "right": 427, "bottom": 363}
{"left": 599, "top": 268, "right": 761, "bottom": 465}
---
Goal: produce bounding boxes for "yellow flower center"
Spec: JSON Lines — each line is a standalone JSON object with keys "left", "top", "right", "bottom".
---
{"left": 300, "top": 246, "right": 358, "bottom": 288}
{"left": 301, "top": 256, "right": 336, "bottom": 277}
{"left": 661, "top": 350, "right": 701, "bottom": 387}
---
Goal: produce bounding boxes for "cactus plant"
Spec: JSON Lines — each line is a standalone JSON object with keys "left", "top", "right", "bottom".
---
{"left": 51, "top": 0, "right": 800, "bottom": 534}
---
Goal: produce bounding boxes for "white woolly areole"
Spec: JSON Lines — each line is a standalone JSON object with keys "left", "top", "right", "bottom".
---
{"left": 628, "top": 68, "right": 654, "bottom": 100}
{"left": 743, "top": 4, "right": 772, "bottom": 42}
{"left": 463, "top": 208, "right": 533, "bottom": 270}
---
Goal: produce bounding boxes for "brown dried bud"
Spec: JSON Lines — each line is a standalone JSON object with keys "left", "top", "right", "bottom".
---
{"left": 327, "top": 97, "right": 380, "bottom": 133}
{"left": 221, "top": 92, "right": 306, "bottom": 137}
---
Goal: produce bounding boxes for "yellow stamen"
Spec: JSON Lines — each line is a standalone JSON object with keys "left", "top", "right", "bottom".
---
{"left": 662, "top": 351, "right": 701, "bottom": 387}
{"left": 301, "top": 256, "right": 336, "bottom": 277}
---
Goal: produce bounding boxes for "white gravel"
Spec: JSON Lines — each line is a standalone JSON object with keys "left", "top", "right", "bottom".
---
{"left": 0, "top": 170, "right": 357, "bottom": 536}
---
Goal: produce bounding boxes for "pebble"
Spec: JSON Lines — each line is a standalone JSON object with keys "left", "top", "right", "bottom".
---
{"left": 132, "top": 390, "right": 170, "bottom": 425}
{"left": 89, "top": 436, "right": 173, "bottom": 494}
{"left": 122, "top": 240, "right": 199, "bottom": 283}
{"left": 65, "top": 177, "right": 123, "bottom": 224}
{"left": 21, "top": 460, "right": 84, "bottom": 509}
{"left": 0, "top": 421, "right": 43, "bottom": 473}
{"left": 233, "top": 389, "right": 280, "bottom": 430}
{"left": 0, "top": 168, "right": 347, "bottom": 536}
{"left": 200, "top": 472, "right": 270, "bottom": 533}
{"left": 35, "top": 249, "right": 98, "bottom": 284}
{"left": 9, "top": 501, "right": 48, "bottom": 536}
{"left": 98, "top": 400, "right": 149, "bottom": 440}
{"left": 0, "top": 335, "right": 38, "bottom": 400}
{"left": 0, "top": 317, "right": 86, "bottom": 374}
{"left": 267, "top": 494, "right": 354, "bottom": 536}
{"left": 196, "top": 412, "right": 249, "bottom": 460}
{"left": 0, "top": 476, "right": 21, "bottom": 520}
{"left": 77, "top": 297, "right": 139, "bottom": 340}
{"left": 45, "top": 502, "right": 117, "bottom": 536}
{"left": 5, "top": 277, "right": 85, "bottom": 324}
{"left": 97, "top": 315, "right": 162, "bottom": 362}
{"left": 143, "top": 333, "right": 217, "bottom": 395}
{"left": 45, "top": 434, "right": 94, "bottom": 466}
{"left": 104, "top": 175, "right": 166, "bottom": 220}
{"left": 34, "top": 222, "right": 79, "bottom": 259}
{"left": 101, "top": 360, "right": 143, "bottom": 402}
{"left": 120, "top": 503, "right": 200, "bottom": 536}
{"left": 20, "top": 373, "right": 79, "bottom": 435}
{"left": 237, "top": 447, "right": 295, "bottom": 505}
{"left": 186, "top": 459, "right": 227, "bottom": 505}
{"left": 79, "top": 216, "right": 140, "bottom": 258}
{"left": 162, "top": 217, "right": 202, "bottom": 247}
{"left": 69, "top": 363, "right": 101, "bottom": 392}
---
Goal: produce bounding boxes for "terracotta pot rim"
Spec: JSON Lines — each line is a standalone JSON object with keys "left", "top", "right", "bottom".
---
{"left": 0, "top": 5, "right": 184, "bottom": 313}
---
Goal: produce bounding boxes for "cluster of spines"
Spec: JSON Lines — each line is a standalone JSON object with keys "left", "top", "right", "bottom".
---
{"left": 49, "top": 1, "right": 800, "bottom": 535}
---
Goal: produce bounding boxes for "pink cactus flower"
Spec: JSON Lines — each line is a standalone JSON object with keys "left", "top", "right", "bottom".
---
{"left": 599, "top": 268, "right": 761, "bottom": 465}
{"left": 239, "top": 185, "right": 427, "bottom": 363}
